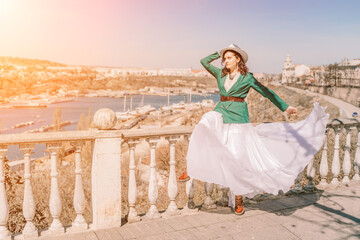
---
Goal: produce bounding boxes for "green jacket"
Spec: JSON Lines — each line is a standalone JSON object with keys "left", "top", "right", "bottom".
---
{"left": 201, "top": 52, "right": 289, "bottom": 124}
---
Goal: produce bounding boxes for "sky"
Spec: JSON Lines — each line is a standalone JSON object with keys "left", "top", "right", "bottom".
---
{"left": 0, "top": 0, "right": 359, "bottom": 73}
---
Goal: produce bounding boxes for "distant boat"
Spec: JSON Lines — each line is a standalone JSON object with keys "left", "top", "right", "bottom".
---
{"left": 12, "top": 121, "right": 35, "bottom": 129}
{"left": 50, "top": 98, "right": 75, "bottom": 104}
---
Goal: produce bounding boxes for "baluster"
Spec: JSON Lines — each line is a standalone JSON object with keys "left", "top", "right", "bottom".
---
{"left": 353, "top": 127, "right": 360, "bottom": 181}
{"left": 291, "top": 172, "right": 304, "bottom": 193}
{"left": 145, "top": 137, "right": 161, "bottom": 219}
{"left": 69, "top": 142, "right": 87, "bottom": 232}
{"left": 305, "top": 156, "right": 316, "bottom": 190}
{"left": 181, "top": 134, "right": 198, "bottom": 214}
{"left": 126, "top": 139, "right": 140, "bottom": 223}
{"left": 319, "top": 130, "right": 329, "bottom": 186}
{"left": 164, "top": 136, "right": 180, "bottom": 217}
{"left": 182, "top": 178, "right": 198, "bottom": 214}
{"left": 202, "top": 183, "right": 216, "bottom": 210}
{"left": 47, "top": 143, "right": 64, "bottom": 234}
{"left": 20, "top": 144, "right": 38, "bottom": 238}
{"left": 0, "top": 145, "right": 10, "bottom": 239}
{"left": 331, "top": 127, "right": 342, "bottom": 185}
{"left": 342, "top": 127, "right": 352, "bottom": 183}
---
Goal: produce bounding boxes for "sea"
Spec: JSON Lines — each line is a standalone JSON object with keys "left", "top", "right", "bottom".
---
{"left": 0, "top": 94, "right": 220, "bottom": 160}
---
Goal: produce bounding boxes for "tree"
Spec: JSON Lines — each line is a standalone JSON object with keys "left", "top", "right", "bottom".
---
{"left": 52, "top": 107, "right": 62, "bottom": 131}
{"left": 328, "top": 62, "right": 339, "bottom": 86}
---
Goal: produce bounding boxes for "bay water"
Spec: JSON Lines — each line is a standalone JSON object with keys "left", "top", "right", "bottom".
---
{"left": 1, "top": 94, "right": 219, "bottom": 160}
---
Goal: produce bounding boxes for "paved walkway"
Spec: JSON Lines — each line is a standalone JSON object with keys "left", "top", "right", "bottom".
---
{"left": 43, "top": 181, "right": 360, "bottom": 240}
{"left": 285, "top": 86, "right": 360, "bottom": 118}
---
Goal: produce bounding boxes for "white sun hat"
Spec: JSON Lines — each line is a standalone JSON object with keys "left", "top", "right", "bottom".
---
{"left": 220, "top": 44, "right": 248, "bottom": 63}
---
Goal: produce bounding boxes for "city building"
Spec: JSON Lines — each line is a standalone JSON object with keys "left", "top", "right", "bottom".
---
{"left": 282, "top": 54, "right": 360, "bottom": 87}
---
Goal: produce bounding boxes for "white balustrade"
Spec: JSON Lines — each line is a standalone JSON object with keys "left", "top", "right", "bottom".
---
{"left": 145, "top": 137, "right": 161, "bottom": 219}
{"left": 164, "top": 136, "right": 180, "bottom": 216}
{"left": 331, "top": 127, "right": 342, "bottom": 185}
{"left": 342, "top": 127, "right": 352, "bottom": 183}
{"left": 127, "top": 139, "right": 140, "bottom": 223}
{"left": 47, "top": 143, "right": 64, "bottom": 234}
{"left": 20, "top": 144, "right": 38, "bottom": 238}
{"left": 69, "top": 142, "right": 87, "bottom": 232}
{"left": 0, "top": 146, "right": 10, "bottom": 240}
{"left": 0, "top": 109, "right": 360, "bottom": 238}
{"left": 354, "top": 127, "right": 360, "bottom": 180}
{"left": 202, "top": 182, "right": 216, "bottom": 210}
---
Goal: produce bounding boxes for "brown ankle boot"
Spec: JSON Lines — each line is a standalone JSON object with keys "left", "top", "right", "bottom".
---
{"left": 178, "top": 170, "right": 190, "bottom": 182}
{"left": 235, "top": 195, "right": 245, "bottom": 215}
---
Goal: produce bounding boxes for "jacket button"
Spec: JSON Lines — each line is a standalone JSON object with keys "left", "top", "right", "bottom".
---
{"left": 226, "top": 106, "right": 229, "bottom": 109}
{"left": 220, "top": 106, "right": 223, "bottom": 108}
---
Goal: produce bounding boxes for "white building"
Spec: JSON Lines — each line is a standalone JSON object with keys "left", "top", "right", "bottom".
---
{"left": 281, "top": 54, "right": 295, "bottom": 84}
{"left": 283, "top": 55, "right": 360, "bottom": 87}
{"left": 281, "top": 54, "right": 312, "bottom": 84}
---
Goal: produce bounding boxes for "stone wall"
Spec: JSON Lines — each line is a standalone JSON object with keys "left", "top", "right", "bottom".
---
{"left": 289, "top": 84, "right": 360, "bottom": 107}
{"left": 308, "top": 86, "right": 360, "bottom": 107}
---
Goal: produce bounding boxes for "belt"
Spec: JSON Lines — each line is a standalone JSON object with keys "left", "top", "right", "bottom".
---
{"left": 220, "top": 96, "right": 245, "bottom": 102}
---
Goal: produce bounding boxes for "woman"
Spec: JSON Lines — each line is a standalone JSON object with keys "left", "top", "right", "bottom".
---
{"left": 179, "top": 44, "right": 329, "bottom": 215}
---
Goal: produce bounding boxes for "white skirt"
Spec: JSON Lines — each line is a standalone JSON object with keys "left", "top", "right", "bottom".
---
{"left": 186, "top": 102, "right": 329, "bottom": 206}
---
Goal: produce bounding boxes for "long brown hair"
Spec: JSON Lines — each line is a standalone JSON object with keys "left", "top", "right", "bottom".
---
{"left": 221, "top": 50, "right": 248, "bottom": 76}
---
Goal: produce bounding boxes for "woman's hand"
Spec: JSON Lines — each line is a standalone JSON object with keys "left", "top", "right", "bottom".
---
{"left": 285, "top": 106, "right": 298, "bottom": 116}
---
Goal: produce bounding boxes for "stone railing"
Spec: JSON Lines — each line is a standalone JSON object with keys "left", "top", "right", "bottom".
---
{"left": 303, "top": 119, "right": 360, "bottom": 187}
{"left": 0, "top": 108, "right": 359, "bottom": 239}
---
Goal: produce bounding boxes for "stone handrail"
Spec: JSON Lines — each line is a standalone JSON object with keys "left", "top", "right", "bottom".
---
{"left": 0, "top": 130, "right": 121, "bottom": 144}
{"left": 0, "top": 126, "right": 195, "bottom": 145}
{"left": 0, "top": 108, "right": 359, "bottom": 240}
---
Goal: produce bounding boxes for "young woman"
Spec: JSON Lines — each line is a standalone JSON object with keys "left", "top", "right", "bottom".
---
{"left": 179, "top": 44, "right": 329, "bottom": 215}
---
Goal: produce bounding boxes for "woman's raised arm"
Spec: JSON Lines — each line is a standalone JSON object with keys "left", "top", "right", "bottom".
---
{"left": 200, "top": 52, "right": 222, "bottom": 79}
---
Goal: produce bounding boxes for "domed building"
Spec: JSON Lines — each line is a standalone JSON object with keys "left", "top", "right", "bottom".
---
{"left": 281, "top": 54, "right": 312, "bottom": 85}
{"left": 281, "top": 54, "right": 295, "bottom": 84}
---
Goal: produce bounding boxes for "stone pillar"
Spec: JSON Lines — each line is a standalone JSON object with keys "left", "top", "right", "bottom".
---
{"left": 126, "top": 139, "right": 140, "bottom": 223}
{"left": 353, "top": 127, "right": 360, "bottom": 181}
{"left": 181, "top": 134, "right": 198, "bottom": 214}
{"left": 319, "top": 130, "right": 329, "bottom": 186}
{"left": 69, "top": 142, "right": 87, "bottom": 232}
{"left": 47, "top": 143, "right": 64, "bottom": 234}
{"left": 342, "top": 127, "right": 352, "bottom": 183}
{"left": 164, "top": 136, "right": 180, "bottom": 217}
{"left": 20, "top": 144, "right": 38, "bottom": 238}
{"left": 182, "top": 178, "right": 198, "bottom": 214}
{"left": 331, "top": 127, "right": 342, "bottom": 185}
{"left": 0, "top": 145, "right": 10, "bottom": 240}
{"left": 91, "top": 108, "right": 122, "bottom": 230}
{"left": 305, "top": 157, "right": 316, "bottom": 191}
{"left": 145, "top": 137, "right": 161, "bottom": 219}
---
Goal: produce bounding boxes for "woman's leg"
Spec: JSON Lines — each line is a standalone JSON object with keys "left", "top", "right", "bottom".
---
{"left": 235, "top": 195, "right": 245, "bottom": 215}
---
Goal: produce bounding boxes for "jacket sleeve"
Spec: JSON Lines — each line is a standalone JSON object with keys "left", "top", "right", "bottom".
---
{"left": 200, "top": 52, "right": 222, "bottom": 78}
{"left": 250, "top": 74, "right": 289, "bottom": 112}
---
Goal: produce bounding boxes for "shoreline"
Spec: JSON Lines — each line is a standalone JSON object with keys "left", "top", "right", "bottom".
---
{"left": 0, "top": 90, "right": 217, "bottom": 109}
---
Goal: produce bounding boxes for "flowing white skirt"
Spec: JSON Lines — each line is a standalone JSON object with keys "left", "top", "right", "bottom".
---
{"left": 186, "top": 102, "right": 329, "bottom": 207}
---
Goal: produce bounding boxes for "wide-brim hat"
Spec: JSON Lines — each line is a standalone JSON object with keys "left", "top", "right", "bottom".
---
{"left": 220, "top": 44, "right": 248, "bottom": 63}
